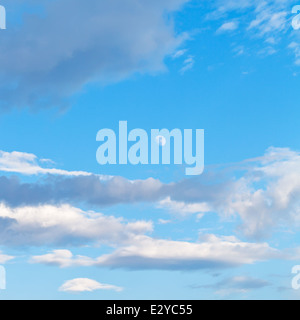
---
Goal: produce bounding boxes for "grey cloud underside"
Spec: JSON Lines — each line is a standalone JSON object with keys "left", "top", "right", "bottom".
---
{"left": 0, "top": 174, "right": 232, "bottom": 207}
{"left": 0, "top": 0, "right": 189, "bottom": 110}
{"left": 192, "top": 276, "right": 271, "bottom": 294}
{"left": 0, "top": 175, "right": 166, "bottom": 207}
{"left": 96, "top": 257, "right": 242, "bottom": 270}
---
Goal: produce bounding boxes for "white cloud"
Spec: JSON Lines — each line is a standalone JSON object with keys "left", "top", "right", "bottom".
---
{"left": 180, "top": 55, "right": 195, "bottom": 74}
{"left": 172, "top": 49, "right": 188, "bottom": 59}
{"left": 31, "top": 234, "right": 279, "bottom": 270}
{"left": 0, "top": 203, "right": 153, "bottom": 246}
{"left": 0, "top": 150, "right": 91, "bottom": 176}
{"left": 0, "top": 251, "right": 14, "bottom": 264}
{"left": 31, "top": 250, "right": 94, "bottom": 268}
{"left": 158, "top": 197, "right": 211, "bottom": 215}
{"left": 217, "top": 21, "right": 239, "bottom": 33}
{"left": 1, "top": 147, "right": 300, "bottom": 243}
{"left": 247, "top": 8, "right": 287, "bottom": 35}
{"left": 158, "top": 219, "right": 172, "bottom": 225}
{"left": 59, "top": 278, "right": 123, "bottom": 293}
{"left": 95, "top": 235, "right": 279, "bottom": 270}
{"left": 224, "top": 147, "right": 300, "bottom": 238}
{"left": 158, "top": 147, "right": 300, "bottom": 239}
{"left": 210, "top": 0, "right": 296, "bottom": 60}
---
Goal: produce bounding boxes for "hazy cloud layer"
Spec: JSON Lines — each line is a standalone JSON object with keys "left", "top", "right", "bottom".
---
{"left": 193, "top": 275, "right": 271, "bottom": 296}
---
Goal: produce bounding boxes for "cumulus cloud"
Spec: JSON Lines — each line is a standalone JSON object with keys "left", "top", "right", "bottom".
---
{"left": 0, "top": 0, "right": 189, "bottom": 110}
{"left": 222, "top": 147, "right": 300, "bottom": 239}
{"left": 0, "top": 203, "right": 153, "bottom": 246}
{"left": 59, "top": 278, "right": 123, "bottom": 293}
{"left": 161, "top": 147, "right": 300, "bottom": 239}
{"left": 31, "top": 234, "right": 279, "bottom": 270}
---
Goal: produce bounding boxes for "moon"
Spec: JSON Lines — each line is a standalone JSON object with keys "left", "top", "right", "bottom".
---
{"left": 156, "top": 135, "right": 167, "bottom": 147}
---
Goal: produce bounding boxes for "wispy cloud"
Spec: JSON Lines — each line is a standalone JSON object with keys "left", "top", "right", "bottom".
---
{"left": 158, "top": 197, "right": 211, "bottom": 216}
{"left": 210, "top": 0, "right": 296, "bottom": 60}
{"left": 193, "top": 276, "right": 271, "bottom": 296}
{"left": 172, "top": 49, "right": 188, "bottom": 59}
{"left": 217, "top": 21, "right": 239, "bottom": 33}
{"left": 0, "top": 251, "right": 14, "bottom": 264}
{"left": 180, "top": 55, "right": 195, "bottom": 74}
{"left": 0, "top": 150, "right": 91, "bottom": 176}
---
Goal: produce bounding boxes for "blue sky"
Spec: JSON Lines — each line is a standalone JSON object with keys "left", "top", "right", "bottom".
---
{"left": 0, "top": 0, "right": 300, "bottom": 300}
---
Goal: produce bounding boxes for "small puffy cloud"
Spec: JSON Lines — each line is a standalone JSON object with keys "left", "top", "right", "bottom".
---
{"left": 158, "top": 197, "right": 211, "bottom": 215}
{"left": 158, "top": 219, "right": 172, "bottom": 225}
{"left": 59, "top": 278, "right": 123, "bottom": 293}
{"left": 217, "top": 21, "right": 239, "bottom": 33}
{"left": 31, "top": 250, "right": 94, "bottom": 268}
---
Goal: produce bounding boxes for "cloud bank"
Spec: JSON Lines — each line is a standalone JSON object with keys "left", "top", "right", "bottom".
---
{"left": 1, "top": 147, "right": 300, "bottom": 240}
{"left": 31, "top": 234, "right": 278, "bottom": 271}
